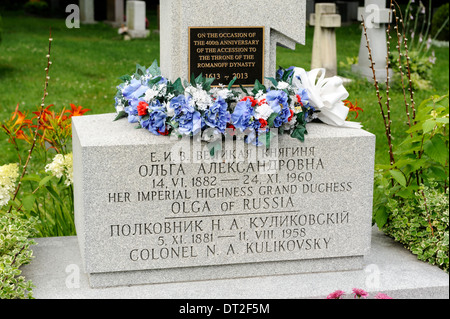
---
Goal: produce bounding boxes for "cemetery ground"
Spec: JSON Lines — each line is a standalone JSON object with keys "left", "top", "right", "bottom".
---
{"left": 0, "top": 9, "right": 449, "bottom": 299}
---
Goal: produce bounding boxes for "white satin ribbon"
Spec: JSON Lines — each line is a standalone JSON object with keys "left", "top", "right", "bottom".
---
{"left": 292, "top": 67, "right": 362, "bottom": 129}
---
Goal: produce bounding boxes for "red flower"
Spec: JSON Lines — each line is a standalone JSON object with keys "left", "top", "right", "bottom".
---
{"left": 259, "top": 118, "right": 268, "bottom": 128}
{"left": 296, "top": 94, "right": 303, "bottom": 106}
{"left": 258, "top": 98, "right": 267, "bottom": 106}
{"left": 158, "top": 129, "right": 169, "bottom": 136}
{"left": 137, "top": 101, "right": 149, "bottom": 116}
{"left": 240, "top": 96, "right": 258, "bottom": 107}
{"left": 288, "top": 109, "right": 294, "bottom": 122}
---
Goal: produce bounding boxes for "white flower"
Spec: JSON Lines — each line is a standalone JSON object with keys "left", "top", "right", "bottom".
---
{"left": 0, "top": 163, "right": 19, "bottom": 208}
{"left": 164, "top": 102, "right": 175, "bottom": 117}
{"left": 277, "top": 81, "right": 289, "bottom": 90}
{"left": 255, "top": 90, "right": 266, "bottom": 100}
{"left": 116, "top": 102, "right": 124, "bottom": 113}
{"left": 144, "top": 83, "right": 167, "bottom": 103}
{"left": 255, "top": 102, "right": 274, "bottom": 120}
{"left": 185, "top": 84, "right": 212, "bottom": 111}
{"left": 211, "top": 87, "right": 233, "bottom": 100}
{"left": 45, "top": 153, "right": 73, "bottom": 186}
{"left": 144, "top": 87, "right": 159, "bottom": 103}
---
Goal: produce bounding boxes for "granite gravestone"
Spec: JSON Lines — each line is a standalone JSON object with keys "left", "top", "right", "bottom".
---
{"left": 160, "top": 0, "right": 306, "bottom": 87}
{"left": 73, "top": 116, "right": 375, "bottom": 288}
{"left": 73, "top": 0, "right": 376, "bottom": 288}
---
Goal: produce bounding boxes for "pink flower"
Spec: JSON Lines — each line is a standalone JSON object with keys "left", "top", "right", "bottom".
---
{"left": 375, "top": 293, "right": 393, "bottom": 299}
{"left": 352, "top": 288, "right": 369, "bottom": 299}
{"left": 326, "top": 290, "right": 346, "bottom": 299}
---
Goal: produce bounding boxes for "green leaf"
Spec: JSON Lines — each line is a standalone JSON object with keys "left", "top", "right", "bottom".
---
{"left": 195, "top": 73, "right": 203, "bottom": 85}
{"left": 374, "top": 206, "right": 389, "bottom": 228}
{"left": 267, "top": 113, "right": 278, "bottom": 127}
{"left": 45, "top": 185, "right": 63, "bottom": 204}
{"left": 39, "top": 175, "right": 53, "bottom": 187}
{"left": 172, "top": 78, "right": 184, "bottom": 96}
{"left": 148, "top": 76, "right": 162, "bottom": 86}
{"left": 423, "top": 135, "right": 448, "bottom": 165}
{"left": 21, "top": 174, "right": 41, "bottom": 183}
{"left": 203, "top": 76, "right": 215, "bottom": 91}
{"left": 22, "top": 195, "right": 35, "bottom": 212}
{"left": 389, "top": 169, "right": 407, "bottom": 187}
{"left": 290, "top": 122, "right": 308, "bottom": 142}
{"left": 227, "top": 76, "right": 237, "bottom": 90}
{"left": 148, "top": 59, "right": 161, "bottom": 76}
{"left": 422, "top": 119, "right": 437, "bottom": 134}
{"left": 119, "top": 74, "right": 132, "bottom": 82}
{"left": 239, "top": 85, "right": 249, "bottom": 95}
{"left": 265, "top": 77, "right": 278, "bottom": 87}
{"left": 113, "top": 111, "right": 127, "bottom": 121}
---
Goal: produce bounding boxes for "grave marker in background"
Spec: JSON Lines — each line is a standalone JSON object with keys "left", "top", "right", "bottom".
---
{"left": 126, "top": 0, "right": 149, "bottom": 38}
{"left": 80, "top": 0, "right": 96, "bottom": 24}
{"left": 310, "top": 3, "right": 341, "bottom": 77}
{"left": 352, "top": 0, "right": 392, "bottom": 82}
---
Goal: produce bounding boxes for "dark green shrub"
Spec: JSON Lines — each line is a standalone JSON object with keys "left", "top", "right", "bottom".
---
{"left": 23, "top": 0, "right": 49, "bottom": 17}
{"left": 431, "top": 3, "right": 449, "bottom": 41}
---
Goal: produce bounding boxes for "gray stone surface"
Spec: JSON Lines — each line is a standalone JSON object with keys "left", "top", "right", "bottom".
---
{"left": 160, "top": 0, "right": 306, "bottom": 86}
{"left": 20, "top": 227, "right": 449, "bottom": 299}
{"left": 72, "top": 113, "right": 375, "bottom": 287}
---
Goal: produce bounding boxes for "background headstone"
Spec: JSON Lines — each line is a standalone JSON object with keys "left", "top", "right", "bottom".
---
{"left": 160, "top": 0, "right": 306, "bottom": 87}
{"left": 126, "top": 0, "right": 150, "bottom": 38}
{"left": 80, "top": 0, "right": 96, "bottom": 24}
{"left": 105, "top": 0, "right": 124, "bottom": 28}
{"left": 310, "top": 3, "right": 341, "bottom": 77}
{"left": 352, "top": 0, "right": 392, "bottom": 82}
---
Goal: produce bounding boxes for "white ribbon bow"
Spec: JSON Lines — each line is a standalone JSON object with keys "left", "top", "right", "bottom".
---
{"left": 292, "top": 67, "right": 362, "bottom": 129}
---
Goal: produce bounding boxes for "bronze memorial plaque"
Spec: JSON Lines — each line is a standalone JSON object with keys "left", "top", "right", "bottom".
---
{"left": 189, "top": 27, "right": 265, "bottom": 87}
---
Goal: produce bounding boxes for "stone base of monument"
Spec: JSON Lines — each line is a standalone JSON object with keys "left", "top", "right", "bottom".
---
{"left": 71, "top": 113, "right": 377, "bottom": 289}
{"left": 20, "top": 227, "right": 449, "bottom": 299}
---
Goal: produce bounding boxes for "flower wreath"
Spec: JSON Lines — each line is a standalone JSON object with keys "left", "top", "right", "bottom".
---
{"left": 114, "top": 61, "right": 361, "bottom": 146}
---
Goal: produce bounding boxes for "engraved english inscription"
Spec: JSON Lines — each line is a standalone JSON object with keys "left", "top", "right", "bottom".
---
{"left": 106, "top": 144, "right": 357, "bottom": 270}
{"left": 189, "top": 27, "right": 264, "bottom": 87}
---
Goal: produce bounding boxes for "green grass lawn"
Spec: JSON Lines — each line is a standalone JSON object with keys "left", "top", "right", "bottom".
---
{"left": 0, "top": 10, "right": 449, "bottom": 166}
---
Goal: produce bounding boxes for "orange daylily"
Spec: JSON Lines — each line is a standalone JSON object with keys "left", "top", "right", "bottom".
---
{"left": 1, "top": 104, "right": 33, "bottom": 143}
{"left": 344, "top": 99, "right": 363, "bottom": 119}
{"left": 65, "top": 104, "right": 90, "bottom": 117}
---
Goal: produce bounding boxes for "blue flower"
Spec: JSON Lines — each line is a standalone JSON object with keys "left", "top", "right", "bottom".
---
{"left": 230, "top": 99, "right": 255, "bottom": 132}
{"left": 203, "top": 97, "right": 231, "bottom": 134}
{"left": 273, "top": 105, "right": 291, "bottom": 127}
{"left": 122, "top": 79, "right": 148, "bottom": 100}
{"left": 141, "top": 101, "right": 168, "bottom": 136}
{"left": 170, "top": 95, "right": 202, "bottom": 136}
{"left": 266, "top": 90, "right": 288, "bottom": 113}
